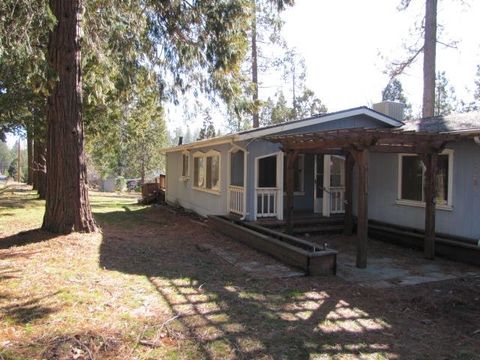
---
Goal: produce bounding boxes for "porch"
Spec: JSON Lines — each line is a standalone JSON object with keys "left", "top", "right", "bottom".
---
{"left": 263, "top": 128, "right": 472, "bottom": 269}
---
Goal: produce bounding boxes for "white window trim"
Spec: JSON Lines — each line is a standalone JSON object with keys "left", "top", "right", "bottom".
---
{"left": 179, "top": 151, "right": 190, "bottom": 181}
{"left": 396, "top": 149, "right": 454, "bottom": 210}
{"left": 192, "top": 150, "right": 221, "bottom": 195}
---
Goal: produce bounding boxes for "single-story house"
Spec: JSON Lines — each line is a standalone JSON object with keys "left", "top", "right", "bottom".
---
{"left": 161, "top": 101, "right": 480, "bottom": 267}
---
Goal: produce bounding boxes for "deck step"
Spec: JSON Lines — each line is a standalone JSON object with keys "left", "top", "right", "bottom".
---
{"left": 292, "top": 224, "right": 344, "bottom": 235}
{"left": 260, "top": 217, "right": 344, "bottom": 229}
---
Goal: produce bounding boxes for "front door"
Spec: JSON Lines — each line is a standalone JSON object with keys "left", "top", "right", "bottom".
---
{"left": 329, "top": 156, "right": 346, "bottom": 214}
{"left": 314, "top": 155, "right": 346, "bottom": 216}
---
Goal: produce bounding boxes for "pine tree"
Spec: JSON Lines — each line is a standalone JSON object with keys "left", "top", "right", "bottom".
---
{"left": 381, "top": 78, "right": 413, "bottom": 119}
{"left": 434, "top": 71, "right": 457, "bottom": 117}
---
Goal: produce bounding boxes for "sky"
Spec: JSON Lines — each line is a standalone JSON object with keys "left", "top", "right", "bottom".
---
{"left": 280, "top": 0, "right": 480, "bottom": 113}
{"left": 7, "top": 0, "right": 480, "bottom": 147}
{"left": 163, "top": 0, "right": 480, "bottom": 136}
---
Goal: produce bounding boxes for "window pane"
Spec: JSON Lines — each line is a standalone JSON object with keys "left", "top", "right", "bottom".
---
{"left": 206, "top": 155, "right": 220, "bottom": 190}
{"left": 436, "top": 155, "right": 449, "bottom": 204}
{"left": 401, "top": 156, "right": 423, "bottom": 201}
{"left": 230, "top": 151, "right": 244, "bottom": 187}
{"left": 194, "top": 157, "right": 204, "bottom": 188}
{"left": 330, "top": 156, "right": 344, "bottom": 187}
{"left": 258, "top": 156, "right": 277, "bottom": 188}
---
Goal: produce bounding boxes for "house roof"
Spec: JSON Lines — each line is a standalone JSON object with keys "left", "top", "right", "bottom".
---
{"left": 402, "top": 111, "right": 480, "bottom": 133}
{"left": 236, "top": 106, "right": 403, "bottom": 138}
{"left": 161, "top": 106, "right": 403, "bottom": 153}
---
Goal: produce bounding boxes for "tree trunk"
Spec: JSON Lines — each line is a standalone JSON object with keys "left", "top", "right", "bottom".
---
{"left": 422, "top": 0, "right": 437, "bottom": 118}
{"left": 251, "top": 0, "right": 259, "bottom": 128}
{"left": 42, "top": 0, "right": 97, "bottom": 234}
{"left": 27, "top": 125, "right": 33, "bottom": 185}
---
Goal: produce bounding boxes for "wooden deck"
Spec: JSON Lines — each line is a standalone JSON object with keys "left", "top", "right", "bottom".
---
{"left": 255, "top": 212, "right": 345, "bottom": 236}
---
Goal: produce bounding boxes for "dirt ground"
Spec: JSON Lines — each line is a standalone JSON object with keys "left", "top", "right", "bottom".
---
{"left": 1, "top": 186, "right": 480, "bottom": 359}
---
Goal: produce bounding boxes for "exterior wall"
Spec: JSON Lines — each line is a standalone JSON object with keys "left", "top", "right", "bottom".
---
{"left": 165, "top": 143, "right": 231, "bottom": 217}
{"left": 367, "top": 140, "right": 480, "bottom": 239}
{"left": 290, "top": 153, "right": 315, "bottom": 211}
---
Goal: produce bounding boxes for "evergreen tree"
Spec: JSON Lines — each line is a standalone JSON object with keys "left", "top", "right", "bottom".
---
{"left": 381, "top": 78, "right": 413, "bottom": 119}
{"left": 198, "top": 113, "right": 216, "bottom": 140}
{"left": 434, "top": 71, "right": 457, "bottom": 116}
{"left": 1, "top": 0, "right": 253, "bottom": 233}
{"left": 261, "top": 88, "right": 326, "bottom": 126}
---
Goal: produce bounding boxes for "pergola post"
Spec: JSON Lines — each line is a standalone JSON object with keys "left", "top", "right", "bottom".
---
{"left": 424, "top": 152, "right": 438, "bottom": 259}
{"left": 344, "top": 152, "right": 355, "bottom": 236}
{"left": 285, "top": 150, "right": 297, "bottom": 234}
{"left": 353, "top": 149, "right": 369, "bottom": 269}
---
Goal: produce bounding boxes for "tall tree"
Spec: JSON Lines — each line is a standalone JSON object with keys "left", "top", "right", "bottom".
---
{"left": 198, "top": 114, "right": 217, "bottom": 140}
{"left": 3, "top": 0, "right": 252, "bottom": 233}
{"left": 42, "top": 0, "right": 97, "bottom": 233}
{"left": 389, "top": 0, "right": 440, "bottom": 118}
{"left": 423, "top": 0, "right": 437, "bottom": 117}
{"left": 261, "top": 87, "right": 327, "bottom": 125}
{"left": 434, "top": 71, "right": 457, "bottom": 116}
{"left": 382, "top": 78, "right": 413, "bottom": 118}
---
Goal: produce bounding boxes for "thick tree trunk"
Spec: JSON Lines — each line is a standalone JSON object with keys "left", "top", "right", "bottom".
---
{"left": 251, "top": 0, "right": 259, "bottom": 128}
{"left": 27, "top": 125, "right": 33, "bottom": 185}
{"left": 422, "top": 0, "right": 437, "bottom": 118}
{"left": 42, "top": 0, "right": 97, "bottom": 234}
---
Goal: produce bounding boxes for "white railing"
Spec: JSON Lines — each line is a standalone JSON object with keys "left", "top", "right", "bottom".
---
{"left": 330, "top": 186, "right": 345, "bottom": 214}
{"left": 256, "top": 188, "right": 278, "bottom": 218}
{"left": 229, "top": 185, "right": 245, "bottom": 215}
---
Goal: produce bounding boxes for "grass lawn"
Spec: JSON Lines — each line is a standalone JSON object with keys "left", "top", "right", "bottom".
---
{"left": 1, "top": 186, "right": 480, "bottom": 359}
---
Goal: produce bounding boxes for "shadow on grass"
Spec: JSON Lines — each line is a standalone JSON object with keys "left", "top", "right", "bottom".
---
{"left": 97, "top": 206, "right": 409, "bottom": 359}
{"left": 0, "top": 292, "right": 60, "bottom": 325}
{"left": 0, "top": 229, "right": 58, "bottom": 250}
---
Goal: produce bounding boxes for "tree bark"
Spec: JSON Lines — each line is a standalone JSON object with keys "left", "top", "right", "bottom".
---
{"left": 251, "top": 0, "right": 259, "bottom": 128}
{"left": 42, "top": 0, "right": 97, "bottom": 234}
{"left": 422, "top": 0, "right": 437, "bottom": 118}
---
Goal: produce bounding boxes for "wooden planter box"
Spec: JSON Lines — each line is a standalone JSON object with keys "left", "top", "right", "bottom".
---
{"left": 207, "top": 216, "right": 337, "bottom": 276}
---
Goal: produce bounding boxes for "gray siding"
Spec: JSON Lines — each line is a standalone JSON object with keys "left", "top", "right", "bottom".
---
{"left": 368, "top": 140, "right": 480, "bottom": 239}
{"left": 166, "top": 143, "right": 230, "bottom": 217}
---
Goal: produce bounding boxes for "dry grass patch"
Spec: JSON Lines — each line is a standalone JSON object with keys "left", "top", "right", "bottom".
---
{"left": 1, "top": 186, "right": 480, "bottom": 359}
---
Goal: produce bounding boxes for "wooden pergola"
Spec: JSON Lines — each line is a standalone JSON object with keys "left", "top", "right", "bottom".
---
{"left": 264, "top": 128, "right": 467, "bottom": 269}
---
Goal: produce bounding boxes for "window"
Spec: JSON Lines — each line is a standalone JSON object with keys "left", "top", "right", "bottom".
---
{"left": 330, "top": 156, "right": 345, "bottom": 187}
{"left": 258, "top": 155, "right": 277, "bottom": 188}
{"left": 398, "top": 150, "right": 453, "bottom": 207}
{"left": 283, "top": 154, "right": 305, "bottom": 193}
{"left": 181, "top": 152, "right": 189, "bottom": 179}
{"left": 193, "top": 151, "right": 221, "bottom": 193}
